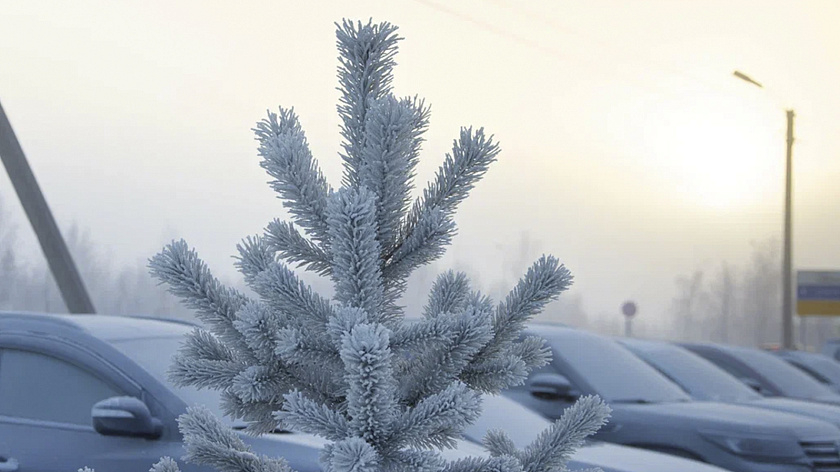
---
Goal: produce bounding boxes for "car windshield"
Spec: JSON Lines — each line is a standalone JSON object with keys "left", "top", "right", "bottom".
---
{"left": 464, "top": 394, "right": 552, "bottom": 448}
{"left": 625, "top": 343, "right": 762, "bottom": 402}
{"left": 730, "top": 348, "right": 836, "bottom": 399}
{"left": 110, "top": 335, "right": 233, "bottom": 426}
{"left": 544, "top": 332, "right": 691, "bottom": 403}
{"left": 791, "top": 355, "right": 840, "bottom": 385}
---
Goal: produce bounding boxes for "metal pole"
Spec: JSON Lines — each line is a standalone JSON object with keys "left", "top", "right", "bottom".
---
{"left": 800, "top": 316, "right": 806, "bottom": 350}
{"left": 0, "top": 100, "right": 95, "bottom": 313}
{"left": 721, "top": 263, "right": 731, "bottom": 344}
{"left": 625, "top": 317, "right": 632, "bottom": 337}
{"left": 782, "top": 110, "right": 794, "bottom": 348}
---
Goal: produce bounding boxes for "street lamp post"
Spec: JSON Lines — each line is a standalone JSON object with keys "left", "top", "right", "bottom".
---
{"left": 733, "top": 70, "right": 795, "bottom": 349}
{"left": 783, "top": 109, "right": 794, "bottom": 349}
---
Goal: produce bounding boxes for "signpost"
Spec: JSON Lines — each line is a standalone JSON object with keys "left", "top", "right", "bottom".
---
{"left": 622, "top": 301, "right": 637, "bottom": 337}
{"left": 797, "top": 271, "right": 840, "bottom": 316}
{"left": 797, "top": 271, "right": 840, "bottom": 349}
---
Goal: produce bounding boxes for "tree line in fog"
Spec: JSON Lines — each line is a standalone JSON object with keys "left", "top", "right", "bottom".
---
{"left": 0, "top": 194, "right": 191, "bottom": 318}
{"left": 2, "top": 193, "right": 836, "bottom": 348}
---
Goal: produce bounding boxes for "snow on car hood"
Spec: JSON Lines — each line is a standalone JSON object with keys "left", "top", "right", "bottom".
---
{"left": 241, "top": 431, "right": 326, "bottom": 472}
{"left": 616, "top": 401, "right": 840, "bottom": 439}
{"left": 569, "top": 442, "right": 728, "bottom": 472}
{"left": 440, "top": 439, "right": 490, "bottom": 460}
{"left": 245, "top": 430, "right": 730, "bottom": 472}
{"left": 245, "top": 431, "right": 490, "bottom": 470}
{"left": 751, "top": 397, "right": 840, "bottom": 428}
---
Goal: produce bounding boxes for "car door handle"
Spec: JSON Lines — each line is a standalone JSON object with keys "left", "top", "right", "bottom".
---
{"left": 0, "top": 457, "right": 19, "bottom": 472}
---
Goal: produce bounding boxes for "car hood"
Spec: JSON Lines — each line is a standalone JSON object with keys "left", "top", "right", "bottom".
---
{"left": 569, "top": 441, "right": 728, "bottom": 472}
{"left": 243, "top": 432, "right": 326, "bottom": 471}
{"left": 244, "top": 432, "right": 489, "bottom": 470}
{"left": 613, "top": 401, "right": 840, "bottom": 440}
{"left": 246, "top": 431, "right": 728, "bottom": 472}
{"left": 747, "top": 397, "right": 840, "bottom": 428}
{"left": 810, "top": 393, "right": 840, "bottom": 406}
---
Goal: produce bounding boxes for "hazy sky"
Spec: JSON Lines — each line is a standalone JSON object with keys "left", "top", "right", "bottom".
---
{"left": 2, "top": 0, "right": 839, "bottom": 328}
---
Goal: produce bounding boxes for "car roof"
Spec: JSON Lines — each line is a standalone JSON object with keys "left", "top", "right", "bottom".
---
{"left": 683, "top": 342, "right": 796, "bottom": 366}
{"left": 526, "top": 322, "right": 584, "bottom": 338}
{"left": 0, "top": 311, "right": 197, "bottom": 341}
{"left": 777, "top": 350, "right": 832, "bottom": 361}
{"left": 616, "top": 337, "right": 672, "bottom": 352}
{"left": 680, "top": 341, "right": 734, "bottom": 353}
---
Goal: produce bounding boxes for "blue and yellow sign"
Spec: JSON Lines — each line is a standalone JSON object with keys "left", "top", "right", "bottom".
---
{"left": 797, "top": 271, "right": 840, "bottom": 316}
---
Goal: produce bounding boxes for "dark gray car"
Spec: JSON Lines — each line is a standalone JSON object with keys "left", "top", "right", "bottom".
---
{"left": 821, "top": 339, "right": 840, "bottom": 362}
{"left": 506, "top": 324, "right": 840, "bottom": 472}
{"left": 683, "top": 342, "right": 840, "bottom": 405}
{"left": 620, "top": 338, "right": 840, "bottom": 445}
{"left": 0, "top": 312, "right": 328, "bottom": 472}
{"left": 775, "top": 350, "right": 840, "bottom": 394}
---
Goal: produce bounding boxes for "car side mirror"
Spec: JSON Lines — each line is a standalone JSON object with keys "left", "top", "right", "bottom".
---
{"left": 740, "top": 377, "right": 764, "bottom": 394}
{"left": 529, "top": 373, "right": 579, "bottom": 401}
{"left": 92, "top": 396, "right": 162, "bottom": 439}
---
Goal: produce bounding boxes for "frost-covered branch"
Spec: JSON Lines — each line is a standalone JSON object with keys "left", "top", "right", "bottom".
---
{"left": 179, "top": 406, "right": 294, "bottom": 472}
{"left": 328, "top": 188, "right": 385, "bottom": 321}
{"left": 275, "top": 391, "right": 350, "bottom": 441}
{"left": 387, "top": 128, "right": 500, "bottom": 276}
{"left": 423, "top": 270, "right": 471, "bottom": 318}
{"left": 341, "top": 323, "right": 397, "bottom": 446}
{"left": 255, "top": 107, "right": 332, "bottom": 244}
{"left": 400, "top": 308, "right": 493, "bottom": 403}
{"left": 359, "top": 95, "right": 430, "bottom": 254}
{"left": 518, "top": 396, "right": 611, "bottom": 472}
{"left": 460, "top": 256, "right": 572, "bottom": 392}
{"left": 336, "top": 20, "right": 401, "bottom": 188}
{"left": 149, "top": 240, "right": 252, "bottom": 355}
{"left": 265, "top": 219, "right": 332, "bottom": 276}
{"left": 390, "top": 381, "right": 482, "bottom": 450}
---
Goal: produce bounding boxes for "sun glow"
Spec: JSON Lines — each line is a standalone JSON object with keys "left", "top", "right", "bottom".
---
{"left": 645, "top": 93, "right": 780, "bottom": 210}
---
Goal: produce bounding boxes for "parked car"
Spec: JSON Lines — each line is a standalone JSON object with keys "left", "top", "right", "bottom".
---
{"left": 0, "top": 311, "right": 685, "bottom": 472}
{"left": 0, "top": 312, "right": 488, "bottom": 472}
{"left": 775, "top": 350, "right": 840, "bottom": 394}
{"left": 682, "top": 342, "right": 840, "bottom": 405}
{"left": 505, "top": 324, "right": 840, "bottom": 472}
{"left": 820, "top": 339, "right": 840, "bottom": 361}
{"left": 619, "top": 338, "right": 840, "bottom": 432}
{"left": 467, "top": 394, "right": 730, "bottom": 472}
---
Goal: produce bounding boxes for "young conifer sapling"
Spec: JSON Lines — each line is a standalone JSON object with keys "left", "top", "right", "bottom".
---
{"left": 130, "top": 19, "right": 609, "bottom": 472}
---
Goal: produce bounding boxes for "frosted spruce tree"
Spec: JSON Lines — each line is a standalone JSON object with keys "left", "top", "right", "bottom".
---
{"left": 147, "top": 20, "right": 610, "bottom": 472}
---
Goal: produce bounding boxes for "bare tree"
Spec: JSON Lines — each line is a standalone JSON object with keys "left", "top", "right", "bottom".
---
{"left": 0, "top": 194, "right": 17, "bottom": 308}
{"left": 668, "top": 238, "right": 791, "bottom": 347}
{"left": 671, "top": 270, "right": 710, "bottom": 341}
{"left": 710, "top": 263, "right": 736, "bottom": 344}
{"left": 740, "top": 239, "right": 781, "bottom": 346}
{"left": 0, "top": 192, "right": 192, "bottom": 318}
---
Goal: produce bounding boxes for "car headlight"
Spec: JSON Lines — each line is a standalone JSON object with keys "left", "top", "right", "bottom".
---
{"left": 700, "top": 430, "right": 804, "bottom": 459}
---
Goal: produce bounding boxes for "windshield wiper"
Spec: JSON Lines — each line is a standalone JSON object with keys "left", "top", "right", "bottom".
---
{"left": 232, "top": 425, "right": 292, "bottom": 434}
{"left": 611, "top": 398, "right": 656, "bottom": 404}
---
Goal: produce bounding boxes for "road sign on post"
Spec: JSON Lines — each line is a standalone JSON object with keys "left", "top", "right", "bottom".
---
{"left": 622, "top": 301, "right": 637, "bottom": 337}
{"left": 797, "top": 271, "right": 840, "bottom": 316}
